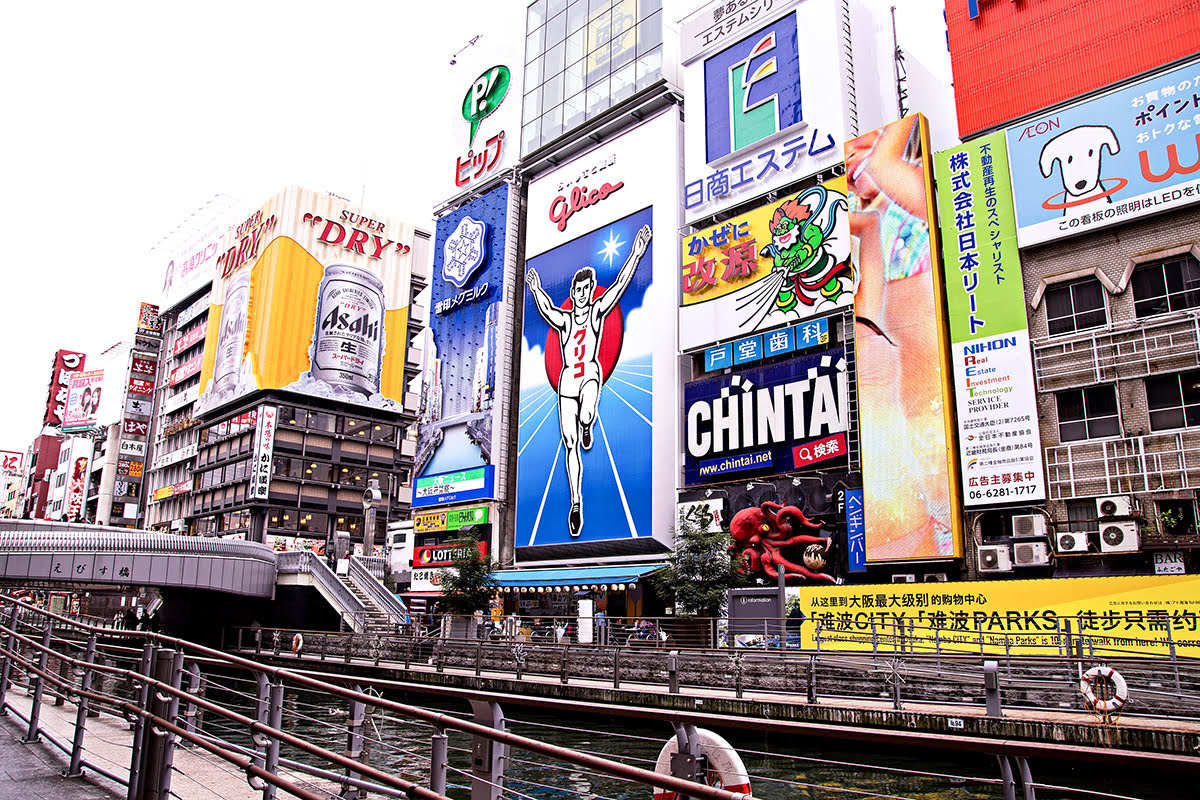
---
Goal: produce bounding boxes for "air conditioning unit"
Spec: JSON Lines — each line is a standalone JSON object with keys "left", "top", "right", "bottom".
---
{"left": 1099, "top": 521, "right": 1140, "bottom": 553}
{"left": 1054, "top": 529, "right": 1090, "bottom": 554}
{"left": 1013, "top": 540, "right": 1051, "bottom": 567}
{"left": 891, "top": 573, "right": 916, "bottom": 583}
{"left": 1096, "top": 495, "right": 1134, "bottom": 517}
{"left": 923, "top": 572, "right": 949, "bottom": 582}
{"left": 978, "top": 544, "right": 1013, "bottom": 573}
{"left": 1012, "top": 514, "right": 1047, "bottom": 538}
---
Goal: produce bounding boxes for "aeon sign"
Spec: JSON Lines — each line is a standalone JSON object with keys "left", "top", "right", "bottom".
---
{"left": 703, "top": 13, "right": 803, "bottom": 163}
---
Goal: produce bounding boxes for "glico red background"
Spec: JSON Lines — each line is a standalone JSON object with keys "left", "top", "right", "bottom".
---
{"left": 947, "top": 0, "right": 1200, "bottom": 138}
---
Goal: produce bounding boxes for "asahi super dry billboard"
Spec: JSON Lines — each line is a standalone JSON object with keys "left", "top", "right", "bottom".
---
{"left": 195, "top": 188, "right": 419, "bottom": 417}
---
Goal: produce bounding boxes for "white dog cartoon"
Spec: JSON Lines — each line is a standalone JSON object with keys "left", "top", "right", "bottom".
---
{"left": 1039, "top": 125, "right": 1120, "bottom": 213}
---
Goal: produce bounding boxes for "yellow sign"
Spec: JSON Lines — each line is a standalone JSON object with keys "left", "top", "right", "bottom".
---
{"left": 414, "top": 511, "right": 447, "bottom": 534}
{"left": 800, "top": 574, "right": 1200, "bottom": 656}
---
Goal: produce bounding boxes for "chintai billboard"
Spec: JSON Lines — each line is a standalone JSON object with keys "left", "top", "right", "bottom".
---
{"left": 195, "top": 187, "right": 420, "bottom": 417}
{"left": 516, "top": 109, "right": 680, "bottom": 558}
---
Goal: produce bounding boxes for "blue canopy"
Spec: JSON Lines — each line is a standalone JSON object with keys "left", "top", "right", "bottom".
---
{"left": 489, "top": 563, "right": 665, "bottom": 589}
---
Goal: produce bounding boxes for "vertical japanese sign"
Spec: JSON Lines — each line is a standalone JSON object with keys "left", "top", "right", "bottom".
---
{"left": 844, "top": 488, "right": 866, "bottom": 573}
{"left": 249, "top": 404, "right": 277, "bottom": 501}
{"left": 845, "top": 114, "right": 961, "bottom": 562}
{"left": 43, "top": 350, "right": 86, "bottom": 427}
{"left": 935, "top": 132, "right": 1046, "bottom": 508}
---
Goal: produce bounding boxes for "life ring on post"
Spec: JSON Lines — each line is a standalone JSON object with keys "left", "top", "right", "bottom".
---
{"left": 652, "top": 728, "right": 751, "bottom": 800}
{"left": 1080, "top": 665, "right": 1128, "bottom": 713}
{"left": 291, "top": 633, "right": 304, "bottom": 655}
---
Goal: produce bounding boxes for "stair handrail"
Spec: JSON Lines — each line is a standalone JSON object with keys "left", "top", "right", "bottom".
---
{"left": 348, "top": 555, "right": 410, "bottom": 629}
{"left": 278, "top": 550, "right": 367, "bottom": 632}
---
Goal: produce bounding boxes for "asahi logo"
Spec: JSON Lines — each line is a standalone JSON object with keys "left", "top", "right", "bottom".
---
{"left": 321, "top": 305, "right": 380, "bottom": 341}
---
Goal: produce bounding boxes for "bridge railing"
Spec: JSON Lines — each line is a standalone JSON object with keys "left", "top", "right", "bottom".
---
{"left": 0, "top": 520, "right": 276, "bottom": 561}
{"left": 348, "top": 555, "right": 410, "bottom": 628}
{"left": 0, "top": 597, "right": 749, "bottom": 800}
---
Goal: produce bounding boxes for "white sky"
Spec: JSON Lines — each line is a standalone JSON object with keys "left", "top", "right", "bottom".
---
{"left": 0, "top": 0, "right": 949, "bottom": 454}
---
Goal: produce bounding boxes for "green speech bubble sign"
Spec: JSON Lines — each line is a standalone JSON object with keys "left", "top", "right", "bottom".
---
{"left": 462, "top": 65, "right": 511, "bottom": 148}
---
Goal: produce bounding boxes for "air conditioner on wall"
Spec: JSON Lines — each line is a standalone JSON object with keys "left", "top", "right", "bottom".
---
{"left": 1011, "top": 514, "right": 1047, "bottom": 538}
{"left": 1054, "top": 530, "right": 1090, "bottom": 554}
{"left": 1099, "top": 521, "right": 1140, "bottom": 553}
{"left": 1013, "top": 540, "right": 1051, "bottom": 567}
{"left": 1097, "top": 495, "right": 1134, "bottom": 517}
{"left": 978, "top": 544, "right": 1013, "bottom": 573}
{"left": 891, "top": 573, "right": 916, "bottom": 583}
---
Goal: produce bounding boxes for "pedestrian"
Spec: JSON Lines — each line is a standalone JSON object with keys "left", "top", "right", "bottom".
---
{"left": 594, "top": 607, "right": 607, "bottom": 645}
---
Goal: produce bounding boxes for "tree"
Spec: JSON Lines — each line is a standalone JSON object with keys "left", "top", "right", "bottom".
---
{"left": 651, "top": 506, "right": 748, "bottom": 619}
{"left": 436, "top": 533, "right": 499, "bottom": 615}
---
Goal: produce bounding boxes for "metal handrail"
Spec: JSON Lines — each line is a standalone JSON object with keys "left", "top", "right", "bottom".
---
{"left": 348, "top": 555, "right": 409, "bottom": 627}
{"left": 0, "top": 597, "right": 757, "bottom": 800}
{"left": 0, "top": 519, "right": 276, "bottom": 563}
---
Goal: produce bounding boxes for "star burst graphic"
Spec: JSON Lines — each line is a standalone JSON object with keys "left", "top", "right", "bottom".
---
{"left": 597, "top": 229, "right": 625, "bottom": 265}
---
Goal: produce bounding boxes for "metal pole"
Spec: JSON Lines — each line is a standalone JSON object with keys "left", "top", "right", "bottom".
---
{"left": 342, "top": 692, "right": 366, "bottom": 800}
{"left": 0, "top": 605, "right": 19, "bottom": 710}
{"left": 430, "top": 728, "right": 448, "bottom": 796}
{"left": 1166, "top": 620, "right": 1182, "bottom": 696}
{"left": 66, "top": 631, "right": 97, "bottom": 778}
{"left": 262, "top": 683, "right": 283, "bottom": 800}
{"left": 152, "top": 650, "right": 185, "bottom": 800}
{"left": 469, "top": 699, "right": 505, "bottom": 800}
{"left": 183, "top": 662, "right": 202, "bottom": 738}
{"left": 23, "top": 619, "right": 53, "bottom": 743}
{"left": 997, "top": 755, "right": 1017, "bottom": 800}
{"left": 126, "top": 642, "right": 155, "bottom": 800}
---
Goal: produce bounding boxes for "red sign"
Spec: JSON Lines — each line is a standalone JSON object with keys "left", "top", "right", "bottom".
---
{"left": 123, "top": 419, "right": 149, "bottom": 437}
{"left": 0, "top": 450, "right": 23, "bottom": 473}
{"left": 947, "top": 0, "right": 1200, "bottom": 137}
{"left": 414, "top": 541, "right": 487, "bottom": 568}
{"left": 791, "top": 433, "right": 848, "bottom": 469}
{"left": 172, "top": 325, "right": 206, "bottom": 356}
{"left": 43, "top": 350, "right": 86, "bottom": 427}
{"left": 131, "top": 356, "right": 158, "bottom": 378}
{"left": 169, "top": 353, "right": 203, "bottom": 386}
{"left": 137, "top": 302, "right": 162, "bottom": 338}
{"left": 66, "top": 456, "right": 88, "bottom": 519}
{"left": 128, "top": 378, "right": 155, "bottom": 396}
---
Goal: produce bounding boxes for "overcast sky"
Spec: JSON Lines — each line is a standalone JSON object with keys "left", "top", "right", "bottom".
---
{"left": 0, "top": 0, "right": 950, "bottom": 455}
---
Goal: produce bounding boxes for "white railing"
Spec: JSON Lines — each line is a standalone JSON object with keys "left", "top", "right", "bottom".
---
{"left": 1044, "top": 429, "right": 1200, "bottom": 499}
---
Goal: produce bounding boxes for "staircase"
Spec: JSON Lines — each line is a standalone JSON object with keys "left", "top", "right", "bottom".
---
{"left": 342, "top": 556, "right": 410, "bottom": 637}
{"left": 343, "top": 575, "right": 400, "bottom": 635}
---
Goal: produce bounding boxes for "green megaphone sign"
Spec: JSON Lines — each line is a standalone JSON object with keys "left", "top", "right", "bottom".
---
{"left": 462, "top": 65, "right": 511, "bottom": 148}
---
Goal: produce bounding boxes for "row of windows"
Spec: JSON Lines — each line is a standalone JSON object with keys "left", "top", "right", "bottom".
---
{"left": 1065, "top": 498, "right": 1196, "bottom": 537}
{"left": 1056, "top": 369, "right": 1200, "bottom": 441}
{"left": 523, "top": 0, "right": 663, "bottom": 153}
{"left": 198, "top": 408, "right": 399, "bottom": 447}
{"left": 271, "top": 457, "right": 387, "bottom": 487}
{"left": 1046, "top": 255, "right": 1200, "bottom": 336}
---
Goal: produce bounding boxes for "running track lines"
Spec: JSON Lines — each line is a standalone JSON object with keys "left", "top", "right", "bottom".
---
{"left": 603, "top": 384, "right": 650, "bottom": 427}
{"left": 526, "top": 437, "right": 563, "bottom": 547}
{"left": 518, "top": 395, "right": 560, "bottom": 457}
{"left": 597, "top": 416, "right": 639, "bottom": 538}
{"left": 607, "top": 374, "right": 652, "bottom": 395}
{"left": 518, "top": 384, "right": 556, "bottom": 417}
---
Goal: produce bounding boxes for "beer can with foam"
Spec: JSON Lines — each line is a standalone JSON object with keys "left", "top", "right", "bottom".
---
{"left": 212, "top": 268, "right": 251, "bottom": 394}
{"left": 309, "top": 264, "right": 387, "bottom": 396}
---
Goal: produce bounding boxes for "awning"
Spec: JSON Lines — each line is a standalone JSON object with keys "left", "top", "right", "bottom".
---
{"left": 489, "top": 563, "right": 666, "bottom": 592}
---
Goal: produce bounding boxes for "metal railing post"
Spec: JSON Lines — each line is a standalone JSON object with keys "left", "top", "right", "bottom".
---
{"left": 430, "top": 727, "right": 448, "bottom": 796}
{"left": 251, "top": 673, "right": 271, "bottom": 794}
{"left": 612, "top": 647, "right": 620, "bottom": 688}
{"left": 468, "top": 699, "right": 505, "bottom": 800}
{"left": 65, "top": 631, "right": 97, "bottom": 778}
{"left": 262, "top": 682, "right": 283, "bottom": 800}
{"left": 182, "top": 662, "right": 202, "bottom": 739}
{"left": 0, "top": 605, "right": 20, "bottom": 711}
{"left": 23, "top": 618, "right": 53, "bottom": 743}
{"left": 341, "top": 693, "right": 366, "bottom": 800}
{"left": 807, "top": 654, "right": 818, "bottom": 704}
{"left": 153, "top": 649, "right": 185, "bottom": 800}
{"left": 1166, "top": 620, "right": 1182, "bottom": 696}
{"left": 127, "top": 641, "right": 156, "bottom": 800}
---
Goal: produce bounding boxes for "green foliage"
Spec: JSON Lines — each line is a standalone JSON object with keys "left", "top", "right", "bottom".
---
{"left": 436, "top": 534, "right": 498, "bottom": 615}
{"left": 651, "top": 506, "right": 748, "bottom": 618}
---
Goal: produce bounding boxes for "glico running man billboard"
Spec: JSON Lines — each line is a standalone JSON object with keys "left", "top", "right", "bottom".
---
{"left": 414, "top": 183, "right": 514, "bottom": 507}
{"left": 845, "top": 114, "right": 961, "bottom": 562}
{"left": 195, "top": 187, "right": 420, "bottom": 417}
{"left": 683, "top": 347, "right": 849, "bottom": 486}
{"left": 517, "top": 109, "right": 680, "bottom": 556}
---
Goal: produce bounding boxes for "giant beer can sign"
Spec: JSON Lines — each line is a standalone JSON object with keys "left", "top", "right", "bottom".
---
{"left": 310, "top": 264, "right": 386, "bottom": 396}
{"left": 195, "top": 187, "right": 420, "bottom": 416}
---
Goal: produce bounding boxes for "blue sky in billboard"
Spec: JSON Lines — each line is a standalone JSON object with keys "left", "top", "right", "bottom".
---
{"left": 517, "top": 206, "right": 654, "bottom": 547}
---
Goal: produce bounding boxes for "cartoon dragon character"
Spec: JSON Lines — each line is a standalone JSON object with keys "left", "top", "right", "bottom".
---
{"left": 728, "top": 501, "right": 838, "bottom": 583}
{"left": 758, "top": 185, "right": 851, "bottom": 313}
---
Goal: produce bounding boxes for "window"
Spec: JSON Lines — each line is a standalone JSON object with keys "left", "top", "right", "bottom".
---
{"left": 1132, "top": 255, "right": 1200, "bottom": 317}
{"left": 1157, "top": 499, "right": 1197, "bottom": 537}
{"left": 1056, "top": 386, "right": 1120, "bottom": 441}
{"left": 1065, "top": 499, "right": 1097, "bottom": 534}
{"left": 1044, "top": 279, "right": 1106, "bottom": 335}
{"left": 1146, "top": 370, "right": 1200, "bottom": 430}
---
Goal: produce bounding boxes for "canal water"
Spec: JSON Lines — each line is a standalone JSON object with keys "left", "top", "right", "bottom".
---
{"left": 204, "top": 675, "right": 1169, "bottom": 800}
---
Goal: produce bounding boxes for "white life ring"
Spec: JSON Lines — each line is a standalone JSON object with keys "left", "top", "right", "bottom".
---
{"left": 1080, "top": 665, "right": 1128, "bottom": 713}
{"left": 652, "top": 728, "right": 751, "bottom": 800}
{"left": 291, "top": 633, "right": 304, "bottom": 655}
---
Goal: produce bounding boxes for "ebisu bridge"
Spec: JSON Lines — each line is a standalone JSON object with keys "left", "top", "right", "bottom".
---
{"left": 0, "top": 519, "right": 405, "bottom": 639}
